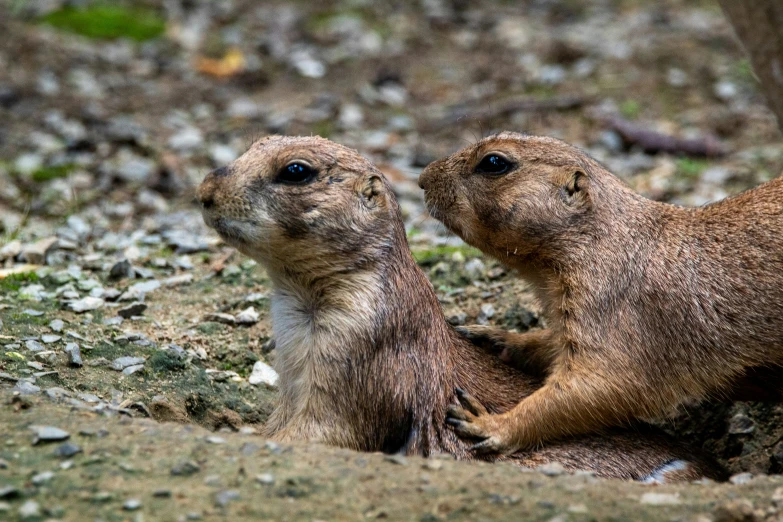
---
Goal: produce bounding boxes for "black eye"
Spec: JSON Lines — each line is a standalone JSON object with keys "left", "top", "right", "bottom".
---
{"left": 475, "top": 154, "right": 513, "bottom": 175}
{"left": 276, "top": 162, "right": 317, "bottom": 184}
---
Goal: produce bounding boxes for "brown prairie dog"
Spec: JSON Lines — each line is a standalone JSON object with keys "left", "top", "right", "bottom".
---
{"left": 419, "top": 131, "right": 783, "bottom": 455}
{"left": 196, "top": 135, "right": 725, "bottom": 482}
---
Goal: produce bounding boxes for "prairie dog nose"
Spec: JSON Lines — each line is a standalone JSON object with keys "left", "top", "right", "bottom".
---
{"left": 198, "top": 166, "right": 230, "bottom": 209}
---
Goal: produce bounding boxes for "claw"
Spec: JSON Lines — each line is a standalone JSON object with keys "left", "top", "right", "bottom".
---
{"left": 446, "top": 405, "right": 470, "bottom": 421}
{"left": 455, "top": 388, "right": 489, "bottom": 417}
{"left": 470, "top": 438, "right": 502, "bottom": 455}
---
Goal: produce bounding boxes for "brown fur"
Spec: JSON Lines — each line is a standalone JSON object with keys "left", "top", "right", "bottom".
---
{"left": 419, "top": 131, "right": 783, "bottom": 455}
{"left": 197, "top": 135, "right": 726, "bottom": 481}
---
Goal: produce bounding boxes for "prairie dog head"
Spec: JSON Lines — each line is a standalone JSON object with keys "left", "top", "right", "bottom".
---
{"left": 419, "top": 132, "right": 600, "bottom": 262}
{"left": 198, "top": 135, "right": 399, "bottom": 280}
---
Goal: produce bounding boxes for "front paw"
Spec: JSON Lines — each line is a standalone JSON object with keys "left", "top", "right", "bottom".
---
{"left": 455, "top": 325, "right": 507, "bottom": 354}
{"left": 445, "top": 388, "right": 518, "bottom": 455}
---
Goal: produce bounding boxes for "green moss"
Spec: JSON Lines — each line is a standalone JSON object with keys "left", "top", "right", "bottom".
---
{"left": 0, "top": 271, "right": 39, "bottom": 292}
{"left": 39, "top": 5, "right": 165, "bottom": 42}
{"left": 411, "top": 245, "right": 483, "bottom": 266}
{"left": 148, "top": 349, "right": 187, "bottom": 374}
{"left": 196, "top": 321, "right": 225, "bottom": 335}
{"left": 30, "top": 164, "right": 75, "bottom": 183}
{"left": 619, "top": 99, "right": 641, "bottom": 120}
{"left": 676, "top": 158, "right": 709, "bottom": 180}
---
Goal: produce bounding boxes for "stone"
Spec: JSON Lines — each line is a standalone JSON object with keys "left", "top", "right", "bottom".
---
{"left": 13, "top": 381, "right": 41, "bottom": 395}
{"left": 53, "top": 442, "right": 82, "bottom": 458}
{"left": 168, "top": 126, "right": 204, "bottom": 151}
{"left": 64, "top": 343, "right": 83, "bottom": 367}
{"left": 19, "top": 237, "right": 58, "bottom": 264}
{"left": 465, "top": 258, "right": 485, "bottom": 279}
{"left": 640, "top": 492, "right": 681, "bottom": 505}
{"left": 0, "top": 239, "right": 21, "bottom": 261}
{"left": 19, "top": 285, "right": 46, "bottom": 301}
{"left": 215, "top": 489, "right": 240, "bottom": 507}
{"left": 49, "top": 319, "right": 64, "bottom": 332}
{"left": 122, "top": 364, "right": 145, "bottom": 376}
{"left": 67, "top": 296, "right": 104, "bottom": 313}
{"left": 171, "top": 460, "right": 201, "bottom": 476}
{"left": 203, "top": 313, "right": 236, "bottom": 325}
{"left": 23, "top": 309, "right": 44, "bottom": 317}
{"left": 123, "top": 498, "right": 143, "bottom": 511}
{"left": 109, "top": 259, "right": 134, "bottom": 280}
{"left": 248, "top": 360, "right": 279, "bottom": 387}
{"left": 537, "top": 462, "right": 565, "bottom": 476}
{"left": 118, "top": 302, "right": 147, "bottom": 319}
{"left": 31, "top": 425, "right": 70, "bottom": 444}
{"left": 111, "top": 356, "right": 146, "bottom": 371}
{"left": 729, "top": 472, "right": 754, "bottom": 485}
{"left": 728, "top": 414, "right": 755, "bottom": 435}
{"left": 25, "top": 340, "right": 45, "bottom": 352}
{"left": 235, "top": 307, "right": 259, "bottom": 325}
{"left": 255, "top": 473, "right": 275, "bottom": 485}
{"left": 119, "top": 280, "right": 161, "bottom": 301}
{"left": 31, "top": 471, "right": 55, "bottom": 485}
{"left": 18, "top": 500, "right": 41, "bottom": 520}
{"left": 41, "top": 334, "right": 61, "bottom": 344}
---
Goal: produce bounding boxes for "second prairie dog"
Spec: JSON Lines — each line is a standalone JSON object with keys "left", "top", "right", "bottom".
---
{"left": 197, "top": 135, "right": 724, "bottom": 481}
{"left": 419, "top": 131, "right": 783, "bottom": 455}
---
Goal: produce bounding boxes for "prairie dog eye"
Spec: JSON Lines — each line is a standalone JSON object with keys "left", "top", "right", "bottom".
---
{"left": 475, "top": 154, "right": 513, "bottom": 175}
{"left": 276, "top": 162, "right": 318, "bottom": 184}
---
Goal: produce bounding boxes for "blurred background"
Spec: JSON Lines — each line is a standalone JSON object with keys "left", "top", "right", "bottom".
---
{"left": 1, "top": 0, "right": 782, "bottom": 253}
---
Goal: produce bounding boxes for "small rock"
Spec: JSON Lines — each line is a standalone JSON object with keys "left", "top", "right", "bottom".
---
{"left": 465, "top": 258, "right": 486, "bottom": 279}
{"left": 203, "top": 312, "right": 236, "bottom": 325}
{"left": 0, "top": 485, "right": 19, "bottom": 499}
{"left": 31, "top": 426, "right": 70, "bottom": 445}
{"left": 384, "top": 454, "right": 407, "bottom": 466}
{"left": 163, "top": 273, "right": 194, "bottom": 287}
{"left": 537, "top": 462, "right": 565, "bottom": 476}
{"left": 171, "top": 460, "right": 201, "bottom": 476}
{"left": 640, "top": 492, "right": 681, "bottom": 506}
{"left": 64, "top": 343, "right": 83, "bottom": 367}
{"left": 255, "top": 473, "right": 275, "bottom": 485}
{"left": 206, "top": 436, "right": 226, "bottom": 444}
{"left": 215, "top": 489, "right": 240, "bottom": 507}
{"left": 109, "top": 259, "right": 133, "bottom": 280}
{"left": 111, "top": 356, "right": 146, "bottom": 371}
{"left": 479, "top": 303, "right": 495, "bottom": 320}
{"left": 67, "top": 296, "right": 104, "bottom": 313}
{"left": 0, "top": 239, "right": 21, "bottom": 261}
{"left": 168, "top": 126, "right": 204, "bottom": 151}
{"left": 122, "top": 364, "right": 144, "bottom": 375}
{"left": 13, "top": 381, "right": 41, "bottom": 395}
{"left": 729, "top": 472, "right": 754, "bottom": 485}
{"left": 32, "top": 471, "right": 55, "bottom": 485}
{"left": 41, "top": 334, "right": 61, "bottom": 344}
{"left": 118, "top": 302, "right": 147, "bottom": 319}
{"left": 25, "top": 340, "right": 45, "bottom": 352}
{"left": 19, "top": 236, "right": 58, "bottom": 264}
{"left": 248, "top": 360, "right": 279, "bottom": 387}
{"left": 235, "top": 307, "right": 259, "bottom": 325}
{"left": 23, "top": 309, "right": 44, "bottom": 317}
{"left": 728, "top": 414, "right": 755, "bottom": 435}
{"left": 49, "top": 319, "right": 64, "bottom": 332}
{"left": 123, "top": 498, "right": 142, "bottom": 511}
{"left": 18, "top": 500, "right": 41, "bottom": 520}
{"left": 153, "top": 489, "right": 172, "bottom": 498}
{"left": 53, "top": 442, "right": 82, "bottom": 458}
{"left": 119, "top": 280, "right": 161, "bottom": 301}
{"left": 447, "top": 312, "right": 467, "bottom": 326}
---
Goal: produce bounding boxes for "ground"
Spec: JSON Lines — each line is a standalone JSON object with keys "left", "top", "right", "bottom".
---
{"left": 1, "top": 0, "right": 783, "bottom": 520}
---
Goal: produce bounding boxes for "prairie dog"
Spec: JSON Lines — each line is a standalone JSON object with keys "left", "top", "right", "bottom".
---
{"left": 419, "top": 131, "right": 783, "bottom": 455}
{"left": 197, "top": 135, "right": 725, "bottom": 481}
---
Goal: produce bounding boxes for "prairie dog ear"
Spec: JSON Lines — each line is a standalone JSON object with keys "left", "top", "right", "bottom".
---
{"left": 560, "top": 169, "right": 589, "bottom": 206}
{"left": 359, "top": 175, "right": 385, "bottom": 209}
